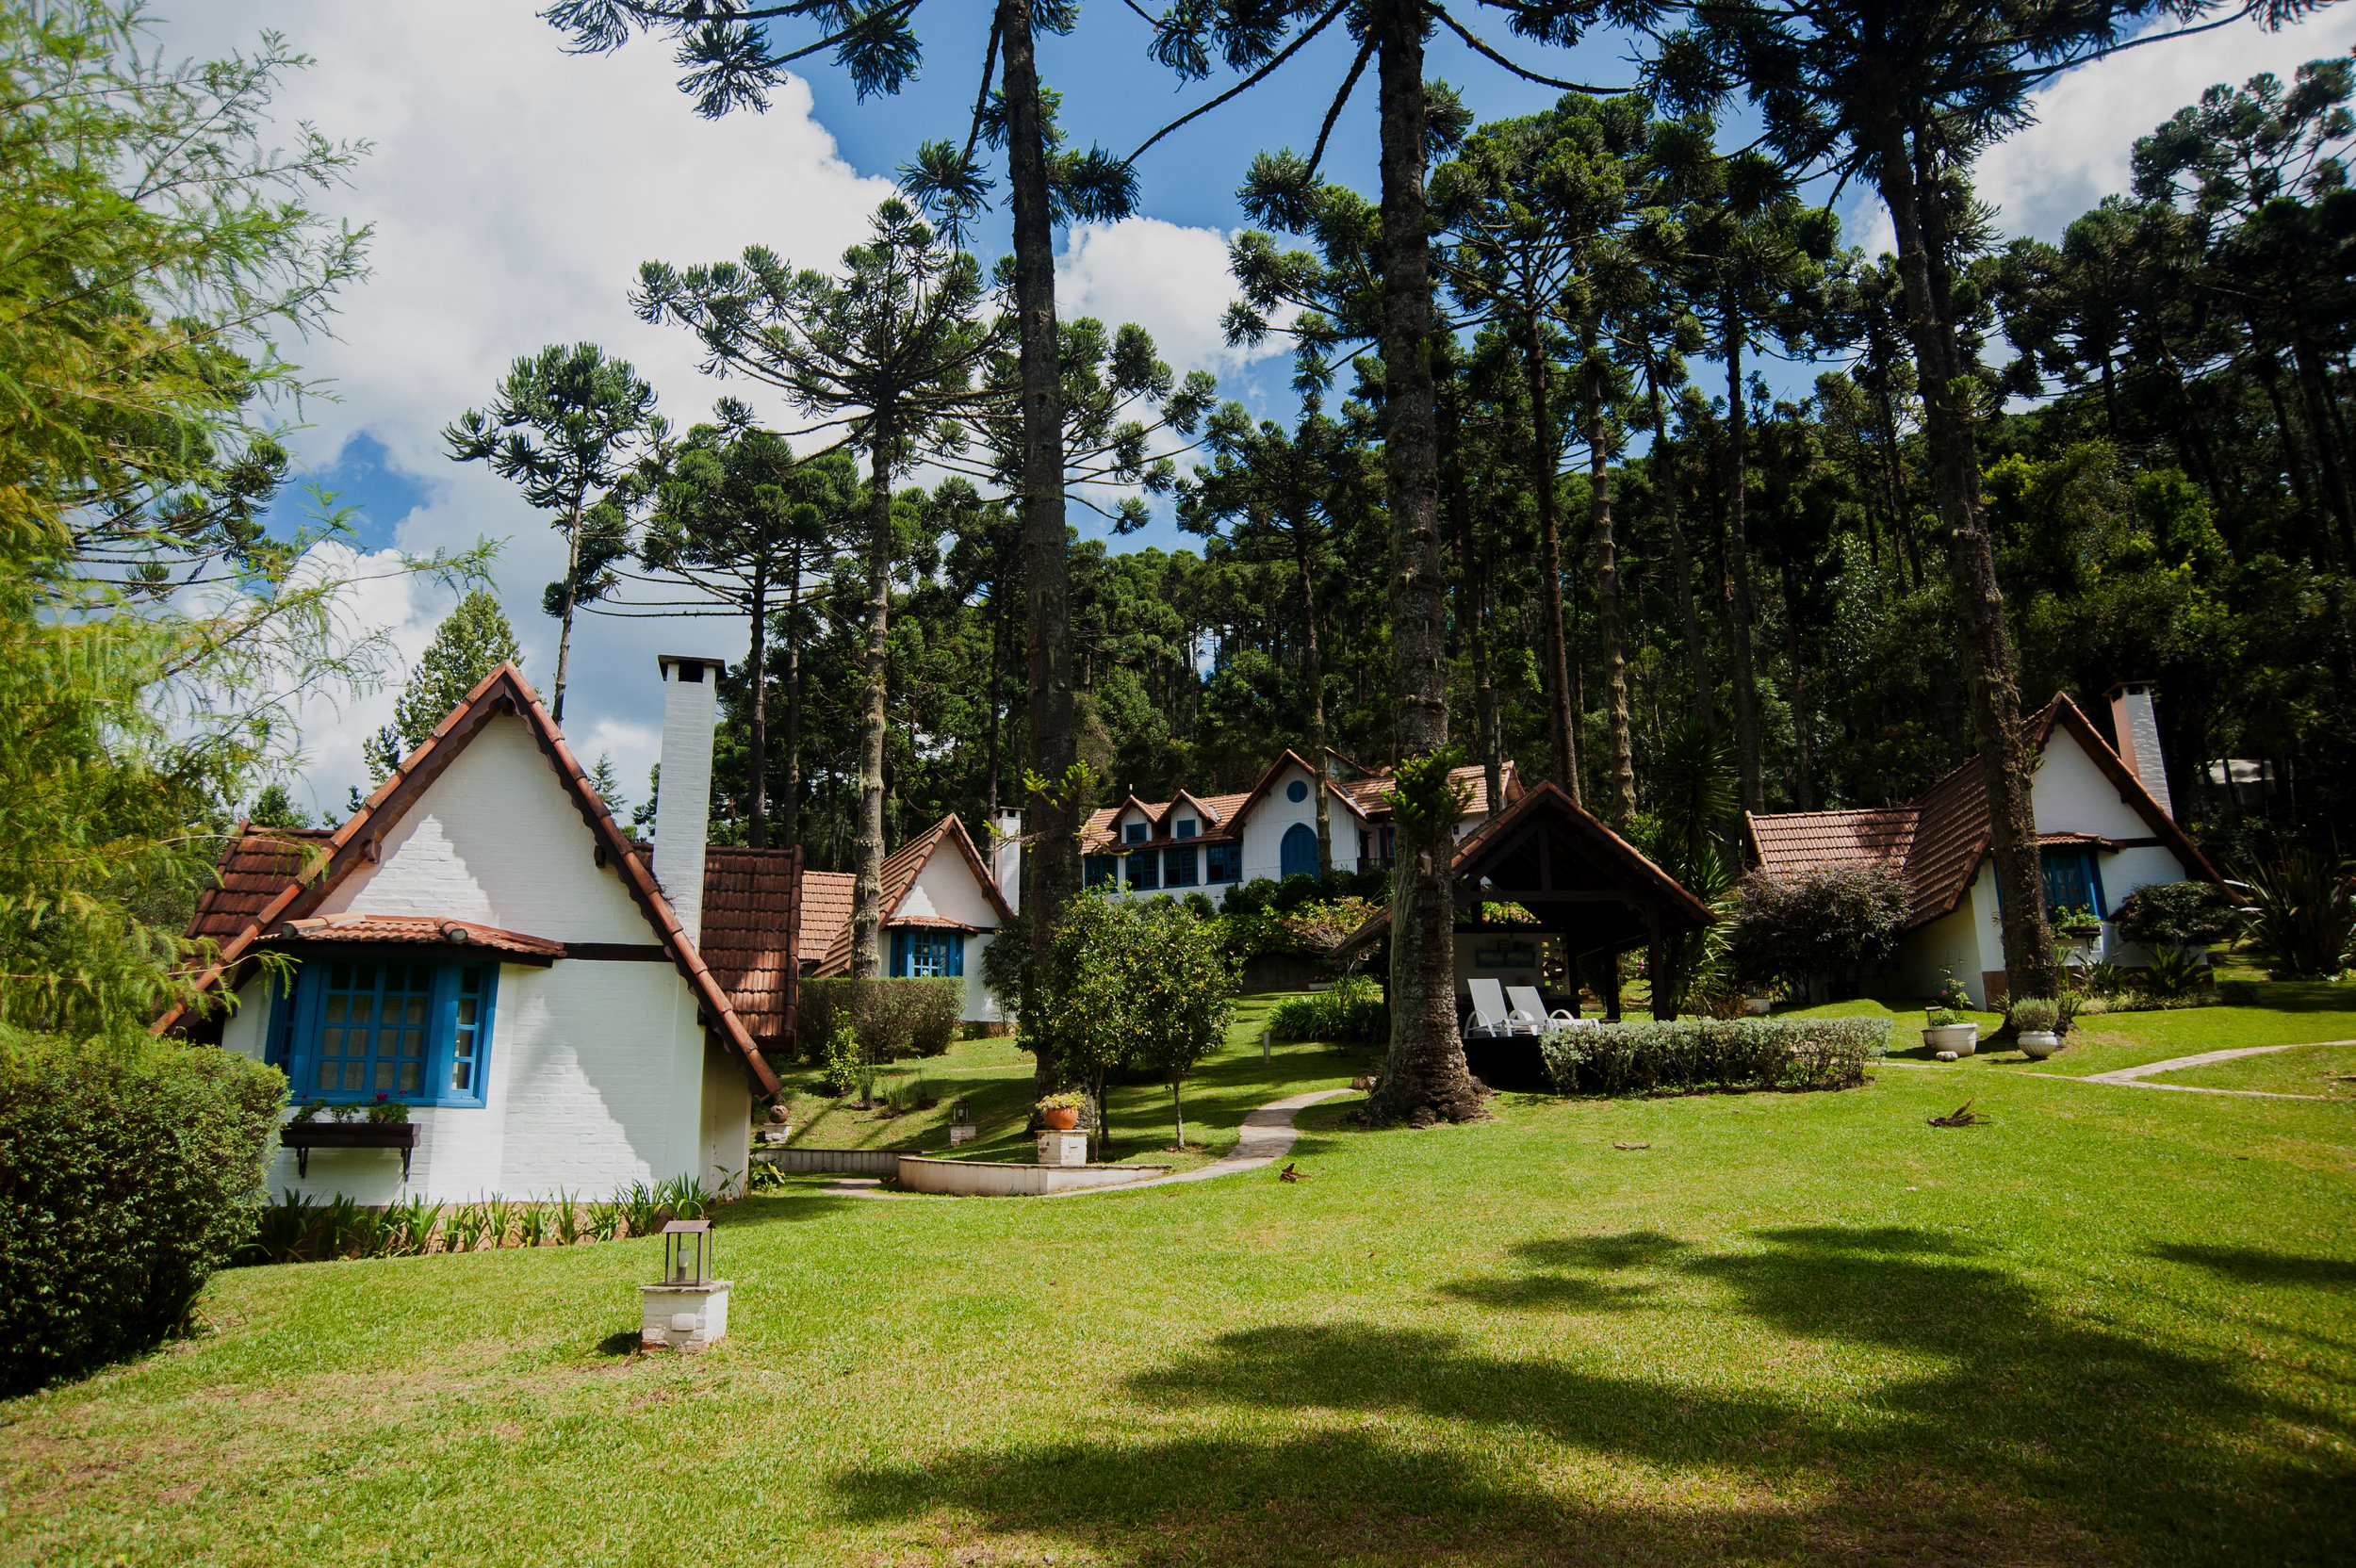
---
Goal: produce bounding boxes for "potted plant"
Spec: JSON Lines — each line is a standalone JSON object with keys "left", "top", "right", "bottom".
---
{"left": 1922, "top": 1008, "right": 1979, "bottom": 1056}
{"left": 2009, "top": 996, "right": 2063, "bottom": 1059}
{"left": 281, "top": 1094, "right": 421, "bottom": 1179}
{"left": 1037, "top": 1090, "right": 1086, "bottom": 1132}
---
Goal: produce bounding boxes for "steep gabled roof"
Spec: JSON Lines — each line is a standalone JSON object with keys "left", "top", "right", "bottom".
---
{"left": 167, "top": 662, "right": 782, "bottom": 1096}
{"left": 796, "top": 871, "right": 856, "bottom": 969}
{"left": 700, "top": 846, "right": 803, "bottom": 1046}
{"left": 814, "top": 813, "right": 1012, "bottom": 976}
{"left": 1744, "top": 692, "right": 2218, "bottom": 933}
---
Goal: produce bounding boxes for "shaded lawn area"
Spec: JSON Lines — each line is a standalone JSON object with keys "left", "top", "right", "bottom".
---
{"left": 6, "top": 1022, "right": 2353, "bottom": 1565}
{"left": 1784, "top": 984, "right": 2356, "bottom": 1078}
{"left": 2148, "top": 1039, "right": 2356, "bottom": 1098}
{"left": 773, "top": 994, "right": 1362, "bottom": 1170}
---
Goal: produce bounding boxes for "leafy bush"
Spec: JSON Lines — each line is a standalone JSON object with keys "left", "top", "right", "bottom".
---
{"left": 1, "top": 1033, "right": 285, "bottom": 1394}
{"left": 2233, "top": 849, "right": 2356, "bottom": 979}
{"left": 1729, "top": 865, "right": 1910, "bottom": 997}
{"left": 2008, "top": 997, "right": 2060, "bottom": 1033}
{"left": 1540, "top": 1017, "right": 1888, "bottom": 1097}
{"left": 1268, "top": 975, "right": 1389, "bottom": 1046}
{"left": 796, "top": 976, "right": 962, "bottom": 1064}
{"left": 2144, "top": 945, "right": 2210, "bottom": 997}
{"left": 2112, "top": 880, "right": 2239, "bottom": 952}
{"left": 1926, "top": 1009, "right": 1973, "bottom": 1029}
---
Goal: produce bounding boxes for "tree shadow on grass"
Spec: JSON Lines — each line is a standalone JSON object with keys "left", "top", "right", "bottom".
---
{"left": 716, "top": 1192, "right": 873, "bottom": 1231}
{"left": 826, "top": 1226, "right": 2354, "bottom": 1566}
{"left": 2149, "top": 1243, "right": 2356, "bottom": 1289}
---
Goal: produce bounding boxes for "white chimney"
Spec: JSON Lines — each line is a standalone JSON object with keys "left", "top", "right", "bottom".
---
{"left": 2107, "top": 681, "right": 2174, "bottom": 819}
{"left": 655, "top": 654, "right": 723, "bottom": 944}
{"left": 991, "top": 808, "right": 1023, "bottom": 916}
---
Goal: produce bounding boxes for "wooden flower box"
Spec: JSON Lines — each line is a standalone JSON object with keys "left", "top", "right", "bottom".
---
{"left": 281, "top": 1120, "right": 420, "bottom": 1180}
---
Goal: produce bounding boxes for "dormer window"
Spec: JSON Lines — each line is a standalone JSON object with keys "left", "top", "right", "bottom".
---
{"left": 1175, "top": 818, "right": 1198, "bottom": 840}
{"left": 1124, "top": 822, "right": 1148, "bottom": 844}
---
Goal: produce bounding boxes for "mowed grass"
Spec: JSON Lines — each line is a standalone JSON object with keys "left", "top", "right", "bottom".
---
{"left": 2148, "top": 1039, "right": 2356, "bottom": 1098}
{"left": 4, "top": 1005, "right": 2353, "bottom": 1566}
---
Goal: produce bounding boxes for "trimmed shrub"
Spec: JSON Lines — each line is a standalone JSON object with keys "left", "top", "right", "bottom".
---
{"left": 2112, "top": 880, "right": 2239, "bottom": 952}
{"left": 1730, "top": 865, "right": 1909, "bottom": 998}
{"left": 1540, "top": 1016, "right": 1889, "bottom": 1097}
{"left": 0, "top": 1033, "right": 285, "bottom": 1395}
{"left": 1268, "top": 974, "right": 1389, "bottom": 1046}
{"left": 796, "top": 977, "right": 962, "bottom": 1063}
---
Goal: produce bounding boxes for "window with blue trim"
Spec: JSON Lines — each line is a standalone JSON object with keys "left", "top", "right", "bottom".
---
{"left": 1128, "top": 847, "right": 1160, "bottom": 890}
{"left": 287, "top": 956, "right": 499, "bottom": 1107}
{"left": 1174, "top": 817, "right": 1198, "bottom": 840}
{"left": 1285, "top": 779, "right": 1309, "bottom": 803}
{"left": 1166, "top": 844, "right": 1199, "bottom": 886}
{"left": 2041, "top": 849, "right": 2106, "bottom": 920}
{"left": 1084, "top": 853, "right": 1119, "bottom": 888}
{"left": 1123, "top": 821, "right": 1149, "bottom": 844}
{"left": 1205, "top": 842, "right": 1242, "bottom": 883}
{"left": 891, "top": 929, "right": 964, "bottom": 977}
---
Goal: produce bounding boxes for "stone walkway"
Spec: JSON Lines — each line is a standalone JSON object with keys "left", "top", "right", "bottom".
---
{"left": 811, "top": 1086, "right": 1354, "bottom": 1200}
{"left": 2070, "top": 1040, "right": 2346, "bottom": 1100}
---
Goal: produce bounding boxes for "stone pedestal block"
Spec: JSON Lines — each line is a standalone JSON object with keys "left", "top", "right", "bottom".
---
{"left": 640, "top": 1281, "right": 731, "bottom": 1349}
{"left": 1037, "top": 1129, "right": 1089, "bottom": 1168}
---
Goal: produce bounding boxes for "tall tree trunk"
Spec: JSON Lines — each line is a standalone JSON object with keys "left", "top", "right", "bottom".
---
{"left": 1649, "top": 378, "right": 1712, "bottom": 736}
{"left": 1296, "top": 531, "right": 1331, "bottom": 874}
{"left": 1370, "top": 0, "right": 1482, "bottom": 1126}
{"left": 850, "top": 451, "right": 892, "bottom": 978}
{"left": 1587, "top": 329, "right": 1636, "bottom": 824}
{"left": 1527, "top": 318, "right": 1579, "bottom": 799}
{"left": 1782, "top": 560, "right": 1816, "bottom": 810}
{"left": 1001, "top": 1, "right": 1076, "bottom": 1095}
{"left": 1874, "top": 385, "right": 1927, "bottom": 592}
{"left": 551, "top": 499, "right": 583, "bottom": 723}
{"left": 1446, "top": 382, "right": 1504, "bottom": 816}
{"left": 1873, "top": 117, "right": 2058, "bottom": 1005}
{"left": 746, "top": 561, "right": 769, "bottom": 849}
{"left": 2292, "top": 331, "right": 2356, "bottom": 568}
{"left": 1721, "top": 315, "right": 1765, "bottom": 811}
{"left": 781, "top": 555, "right": 802, "bottom": 853}
{"left": 983, "top": 588, "right": 1005, "bottom": 812}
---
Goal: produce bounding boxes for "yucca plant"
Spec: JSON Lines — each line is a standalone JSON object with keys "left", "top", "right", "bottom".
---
{"left": 516, "top": 1203, "right": 549, "bottom": 1249}
{"left": 447, "top": 1200, "right": 487, "bottom": 1252}
{"left": 319, "top": 1194, "right": 367, "bottom": 1259}
{"left": 383, "top": 1198, "right": 438, "bottom": 1256}
{"left": 551, "top": 1190, "right": 582, "bottom": 1246}
{"left": 236, "top": 1191, "right": 319, "bottom": 1266}
{"left": 585, "top": 1197, "right": 623, "bottom": 1241}
{"left": 619, "top": 1181, "right": 664, "bottom": 1237}
{"left": 2233, "top": 849, "right": 2356, "bottom": 979}
{"left": 481, "top": 1196, "right": 515, "bottom": 1251}
{"left": 653, "top": 1173, "right": 712, "bottom": 1222}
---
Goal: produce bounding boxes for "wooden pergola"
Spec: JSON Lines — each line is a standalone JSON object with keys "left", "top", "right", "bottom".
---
{"left": 1343, "top": 782, "right": 1715, "bottom": 1021}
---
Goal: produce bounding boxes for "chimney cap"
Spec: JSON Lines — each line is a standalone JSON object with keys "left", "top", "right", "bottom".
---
{"left": 657, "top": 653, "right": 728, "bottom": 680}
{"left": 2104, "top": 679, "right": 2159, "bottom": 697}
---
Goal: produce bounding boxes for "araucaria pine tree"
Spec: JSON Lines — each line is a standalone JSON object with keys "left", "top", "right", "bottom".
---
{"left": 362, "top": 591, "right": 523, "bottom": 782}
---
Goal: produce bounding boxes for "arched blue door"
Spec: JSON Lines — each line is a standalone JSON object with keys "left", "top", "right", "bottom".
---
{"left": 1280, "top": 822, "right": 1318, "bottom": 880}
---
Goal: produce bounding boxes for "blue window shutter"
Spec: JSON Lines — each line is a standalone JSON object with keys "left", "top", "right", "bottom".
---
{"left": 1281, "top": 822, "right": 1317, "bottom": 879}
{"left": 948, "top": 936, "right": 965, "bottom": 978}
{"left": 890, "top": 930, "right": 908, "bottom": 977}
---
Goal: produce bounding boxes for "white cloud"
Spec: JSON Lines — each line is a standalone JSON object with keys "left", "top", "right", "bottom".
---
{"left": 1836, "top": 11, "right": 2356, "bottom": 257}
{"left": 1056, "top": 217, "right": 1288, "bottom": 380}
{"left": 162, "top": 2, "right": 898, "bottom": 813}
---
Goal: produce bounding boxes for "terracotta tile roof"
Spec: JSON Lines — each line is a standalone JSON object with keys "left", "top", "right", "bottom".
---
{"left": 189, "top": 826, "right": 335, "bottom": 940}
{"left": 813, "top": 814, "right": 1013, "bottom": 976}
{"left": 167, "top": 663, "right": 782, "bottom": 1096}
{"left": 1077, "top": 759, "right": 1515, "bottom": 852}
{"left": 796, "top": 871, "right": 855, "bottom": 969}
{"left": 1742, "top": 692, "right": 2219, "bottom": 933}
{"left": 259, "top": 913, "right": 565, "bottom": 960}
{"left": 700, "top": 846, "right": 803, "bottom": 1045}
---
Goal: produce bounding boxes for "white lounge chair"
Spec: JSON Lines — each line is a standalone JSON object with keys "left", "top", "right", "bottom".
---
{"left": 1464, "top": 977, "right": 1536, "bottom": 1039}
{"left": 1508, "top": 986, "right": 1593, "bottom": 1037}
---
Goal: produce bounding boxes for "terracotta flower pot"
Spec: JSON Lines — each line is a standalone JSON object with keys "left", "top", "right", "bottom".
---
{"left": 1043, "top": 1106, "right": 1078, "bottom": 1131}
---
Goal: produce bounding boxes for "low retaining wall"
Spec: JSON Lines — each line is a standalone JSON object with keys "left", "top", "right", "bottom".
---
{"left": 754, "top": 1147, "right": 903, "bottom": 1176}
{"left": 895, "top": 1155, "right": 1172, "bottom": 1197}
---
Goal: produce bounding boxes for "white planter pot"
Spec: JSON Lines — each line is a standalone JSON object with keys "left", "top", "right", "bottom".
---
{"left": 2018, "top": 1030, "right": 2060, "bottom": 1060}
{"left": 1923, "top": 1023, "right": 1979, "bottom": 1056}
{"left": 1744, "top": 995, "right": 1773, "bottom": 1016}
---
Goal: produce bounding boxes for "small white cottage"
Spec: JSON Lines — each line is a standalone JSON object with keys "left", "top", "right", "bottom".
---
{"left": 170, "top": 656, "right": 795, "bottom": 1204}
{"left": 796, "top": 809, "right": 1020, "bottom": 1025}
{"left": 1746, "top": 685, "right": 2220, "bottom": 1008}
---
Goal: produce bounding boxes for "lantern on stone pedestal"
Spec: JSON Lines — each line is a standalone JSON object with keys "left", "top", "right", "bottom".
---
{"left": 639, "top": 1218, "right": 729, "bottom": 1349}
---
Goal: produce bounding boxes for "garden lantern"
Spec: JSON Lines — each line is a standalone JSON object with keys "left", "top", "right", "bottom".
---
{"left": 639, "top": 1217, "right": 729, "bottom": 1350}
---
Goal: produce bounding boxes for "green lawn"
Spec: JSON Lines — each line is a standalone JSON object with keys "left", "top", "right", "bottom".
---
{"left": 5, "top": 1000, "right": 2352, "bottom": 1566}
{"left": 2146, "top": 1038, "right": 2356, "bottom": 1098}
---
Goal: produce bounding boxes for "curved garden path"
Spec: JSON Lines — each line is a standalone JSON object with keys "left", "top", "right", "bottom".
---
{"left": 816, "top": 1086, "right": 1353, "bottom": 1200}
{"left": 2070, "top": 1040, "right": 2347, "bottom": 1100}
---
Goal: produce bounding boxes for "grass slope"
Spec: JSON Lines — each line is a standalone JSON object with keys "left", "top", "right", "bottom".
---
{"left": 4, "top": 1005, "right": 2351, "bottom": 1567}
{"left": 2146, "top": 1039, "right": 2356, "bottom": 1098}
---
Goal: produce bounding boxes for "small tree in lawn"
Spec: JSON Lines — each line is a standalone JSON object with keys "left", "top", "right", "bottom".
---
{"left": 1030, "top": 891, "right": 1143, "bottom": 1152}
{"left": 1123, "top": 900, "right": 1238, "bottom": 1151}
{"left": 1729, "top": 864, "right": 1910, "bottom": 1004}
{"left": 2112, "top": 882, "right": 2240, "bottom": 962}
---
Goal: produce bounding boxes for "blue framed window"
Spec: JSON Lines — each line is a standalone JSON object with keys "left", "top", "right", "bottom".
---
{"left": 1084, "top": 853, "right": 1119, "bottom": 888}
{"left": 1128, "top": 848, "right": 1161, "bottom": 890}
{"left": 288, "top": 956, "right": 499, "bottom": 1107}
{"left": 2041, "top": 849, "right": 2107, "bottom": 920}
{"left": 1174, "top": 817, "right": 1198, "bottom": 840}
{"left": 1166, "top": 844, "right": 1199, "bottom": 887}
{"left": 1285, "top": 779, "right": 1309, "bottom": 803}
{"left": 891, "top": 929, "right": 964, "bottom": 977}
{"left": 1123, "top": 821, "right": 1149, "bottom": 844}
{"left": 1205, "top": 842, "right": 1242, "bottom": 883}
{"left": 1280, "top": 822, "right": 1318, "bottom": 880}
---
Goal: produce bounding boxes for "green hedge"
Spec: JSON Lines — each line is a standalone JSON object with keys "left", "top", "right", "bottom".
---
{"left": 1268, "top": 975, "right": 1389, "bottom": 1047}
{"left": 795, "top": 976, "right": 962, "bottom": 1063}
{"left": 1540, "top": 1016, "right": 1888, "bottom": 1097}
{"left": 0, "top": 1032, "right": 285, "bottom": 1395}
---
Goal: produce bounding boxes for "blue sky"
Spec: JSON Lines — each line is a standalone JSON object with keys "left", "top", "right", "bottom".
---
{"left": 178, "top": 1, "right": 2356, "bottom": 818}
